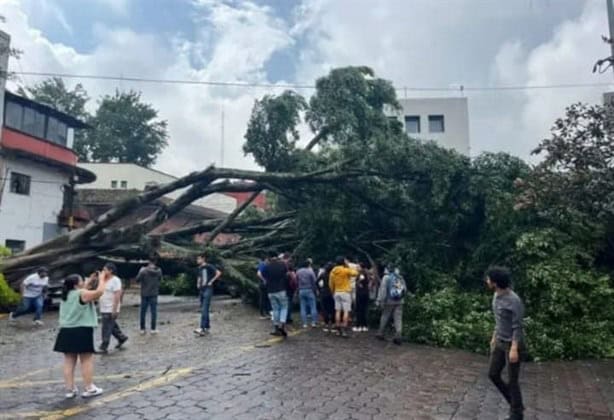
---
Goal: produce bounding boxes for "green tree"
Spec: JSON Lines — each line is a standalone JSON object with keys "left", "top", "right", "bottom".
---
{"left": 88, "top": 90, "right": 169, "bottom": 167}
{"left": 18, "top": 77, "right": 91, "bottom": 160}
{"left": 243, "top": 91, "right": 307, "bottom": 172}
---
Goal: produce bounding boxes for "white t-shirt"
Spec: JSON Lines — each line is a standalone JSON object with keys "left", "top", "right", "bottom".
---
{"left": 22, "top": 273, "right": 49, "bottom": 298}
{"left": 99, "top": 276, "right": 122, "bottom": 313}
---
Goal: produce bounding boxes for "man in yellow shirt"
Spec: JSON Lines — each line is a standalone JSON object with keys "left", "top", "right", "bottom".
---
{"left": 328, "top": 256, "right": 358, "bottom": 337}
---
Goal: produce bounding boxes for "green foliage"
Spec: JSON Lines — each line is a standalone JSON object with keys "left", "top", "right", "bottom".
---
{"left": 238, "top": 67, "right": 614, "bottom": 361}
{"left": 19, "top": 78, "right": 169, "bottom": 167}
{"left": 87, "top": 90, "right": 168, "bottom": 166}
{"left": 0, "top": 273, "right": 20, "bottom": 309}
{"left": 512, "top": 229, "right": 614, "bottom": 360}
{"left": 159, "top": 273, "right": 197, "bottom": 296}
{"left": 406, "top": 288, "right": 493, "bottom": 354}
{"left": 243, "top": 91, "right": 307, "bottom": 172}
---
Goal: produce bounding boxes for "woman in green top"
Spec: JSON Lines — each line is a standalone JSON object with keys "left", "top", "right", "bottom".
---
{"left": 53, "top": 271, "right": 108, "bottom": 399}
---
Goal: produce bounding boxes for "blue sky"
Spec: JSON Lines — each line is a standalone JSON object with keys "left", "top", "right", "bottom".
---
{"left": 2, "top": 0, "right": 612, "bottom": 175}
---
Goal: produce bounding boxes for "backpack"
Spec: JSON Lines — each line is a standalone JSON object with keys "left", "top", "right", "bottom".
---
{"left": 386, "top": 272, "right": 406, "bottom": 301}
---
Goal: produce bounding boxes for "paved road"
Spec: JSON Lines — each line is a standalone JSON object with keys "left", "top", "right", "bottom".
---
{"left": 0, "top": 295, "right": 613, "bottom": 419}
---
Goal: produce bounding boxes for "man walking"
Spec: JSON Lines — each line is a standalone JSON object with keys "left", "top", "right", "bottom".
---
{"left": 486, "top": 266, "right": 525, "bottom": 420}
{"left": 99, "top": 263, "right": 128, "bottom": 353}
{"left": 9, "top": 267, "right": 49, "bottom": 326}
{"left": 194, "top": 254, "right": 222, "bottom": 336}
{"left": 262, "top": 251, "right": 289, "bottom": 337}
{"left": 375, "top": 267, "right": 407, "bottom": 345}
{"left": 329, "top": 256, "right": 358, "bottom": 337}
{"left": 136, "top": 255, "right": 163, "bottom": 335}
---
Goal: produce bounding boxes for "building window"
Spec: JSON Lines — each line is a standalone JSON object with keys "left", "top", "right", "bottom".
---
{"left": 120, "top": 181, "right": 128, "bottom": 189}
{"left": 5, "top": 100, "right": 23, "bottom": 129}
{"left": 46, "top": 117, "right": 68, "bottom": 147}
{"left": 428, "top": 115, "right": 445, "bottom": 133}
{"left": 5, "top": 239, "right": 25, "bottom": 254}
{"left": 9, "top": 172, "right": 31, "bottom": 195}
{"left": 22, "top": 107, "right": 46, "bottom": 139}
{"left": 404, "top": 115, "right": 421, "bottom": 134}
{"left": 111, "top": 180, "right": 118, "bottom": 189}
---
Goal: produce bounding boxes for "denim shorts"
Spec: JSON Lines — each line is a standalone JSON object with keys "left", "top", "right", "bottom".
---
{"left": 334, "top": 292, "right": 352, "bottom": 312}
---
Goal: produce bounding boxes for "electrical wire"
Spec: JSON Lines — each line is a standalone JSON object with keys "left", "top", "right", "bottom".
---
{"left": 13, "top": 71, "right": 613, "bottom": 93}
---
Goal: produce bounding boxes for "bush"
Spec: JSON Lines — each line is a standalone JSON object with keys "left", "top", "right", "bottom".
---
{"left": 405, "top": 287, "right": 493, "bottom": 354}
{"left": 512, "top": 229, "right": 614, "bottom": 360}
{"left": 0, "top": 273, "right": 20, "bottom": 310}
{"left": 159, "top": 273, "right": 197, "bottom": 296}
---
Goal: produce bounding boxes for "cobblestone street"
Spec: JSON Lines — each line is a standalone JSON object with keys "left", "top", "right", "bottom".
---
{"left": 0, "top": 295, "right": 613, "bottom": 420}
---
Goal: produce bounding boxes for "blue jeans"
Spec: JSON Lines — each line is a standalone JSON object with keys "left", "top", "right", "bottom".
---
{"left": 12, "top": 296, "right": 44, "bottom": 321}
{"left": 299, "top": 289, "right": 318, "bottom": 326}
{"left": 268, "top": 291, "right": 288, "bottom": 326}
{"left": 140, "top": 295, "right": 158, "bottom": 330}
{"left": 200, "top": 287, "right": 213, "bottom": 330}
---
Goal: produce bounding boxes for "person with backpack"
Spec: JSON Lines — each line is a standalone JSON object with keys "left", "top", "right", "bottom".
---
{"left": 194, "top": 254, "right": 222, "bottom": 336}
{"left": 375, "top": 266, "right": 407, "bottom": 345}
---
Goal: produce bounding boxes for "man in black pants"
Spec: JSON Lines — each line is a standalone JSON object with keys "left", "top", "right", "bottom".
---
{"left": 486, "top": 266, "right": 525, "bottom": 420}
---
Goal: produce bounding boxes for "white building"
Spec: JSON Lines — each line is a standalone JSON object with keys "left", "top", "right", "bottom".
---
{"left": 0, "top": 30, "right": 96, "bottom": 253}
{"left": 77, "top": 163, "right": 236, "bottom": 214}
{"left": 389, "top": 97, "right": 470, "bottom": 155}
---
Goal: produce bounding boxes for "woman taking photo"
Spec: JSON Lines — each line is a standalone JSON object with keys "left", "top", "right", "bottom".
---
{"left": 53, "top": 271, "right": 108, "bottom": 398}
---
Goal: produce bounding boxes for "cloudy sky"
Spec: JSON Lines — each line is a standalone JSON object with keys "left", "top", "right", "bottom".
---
{"left": 1, "top": 0, "right": 612, "bottom": 175}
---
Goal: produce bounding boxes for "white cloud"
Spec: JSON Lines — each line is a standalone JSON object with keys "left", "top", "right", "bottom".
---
{"left": 1, "top": 0, "right": 294, "bottom": 176}
{"left": 94, "top": 0, "right": 129, "bottom": 16}
{"left": 2, "top": 0, "right": 613, "bottom": 178}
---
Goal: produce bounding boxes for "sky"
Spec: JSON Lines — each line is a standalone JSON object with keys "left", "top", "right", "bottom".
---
{"left": 1, "top": 0, "right": 612, "bottom": 176}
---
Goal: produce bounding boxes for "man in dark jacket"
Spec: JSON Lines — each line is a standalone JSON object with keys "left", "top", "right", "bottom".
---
{"left": 136, "top": 255, "right": 163, "bottom": 335}
{"left": 262, "top": 251, "right": 289, "bottom": 337}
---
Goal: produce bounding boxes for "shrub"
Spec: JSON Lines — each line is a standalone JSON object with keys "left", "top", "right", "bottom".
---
{"left": 405, "top": 287, "right": 493, "bottom": 354}
{"left": 0, "top": 273, "right": 20, "bottom": 309}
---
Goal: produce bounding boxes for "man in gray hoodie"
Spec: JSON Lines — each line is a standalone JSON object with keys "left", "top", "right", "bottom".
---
{"left": 375, "top": 267, "right": 407, "bottom": 345}
{"left": 136, "top": 255, "right": 163, "bottom": 335}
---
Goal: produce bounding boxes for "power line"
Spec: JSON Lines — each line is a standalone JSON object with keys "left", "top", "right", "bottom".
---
{"left": 12, "top": 70, "right": 614, "bottom": 93}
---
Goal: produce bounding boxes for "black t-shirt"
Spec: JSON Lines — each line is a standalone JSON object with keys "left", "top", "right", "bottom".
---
{"left": 197, "top": 264, "right": 218, "bottom": 288}
{"left": 356, "top": 270, "right": 370, "bottom": 297}
{"left": 262, "top": 260, "right": 288, "bottom": 294}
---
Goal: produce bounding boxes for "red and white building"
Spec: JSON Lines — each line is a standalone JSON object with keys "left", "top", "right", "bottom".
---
{"left": 0, "top": 30, "right": 95, "bottom": 253}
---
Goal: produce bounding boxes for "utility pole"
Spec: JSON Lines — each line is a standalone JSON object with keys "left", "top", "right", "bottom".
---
{"left": 608, "top": 0, "right": 614, "bottom": 76}
{"left": 220, "top": 105, "right": 225, "bottom": 167}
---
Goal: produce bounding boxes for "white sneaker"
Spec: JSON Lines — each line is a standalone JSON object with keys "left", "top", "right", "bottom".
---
{"left": 362, "top": 327, "right": 368, "bottom": 332}
{"left": 81, "top": 385, "right": 103, "bottom": 398}
{"left": 8, "top": 312, "right": 15, "bottom": 322}
{"left": 150, "top": 330, "right": 158, "bottom": 335}
{"left": 33, "top": 320, "right": 44, "bottom": 326}
{"left": 65, "top": 387, "right": 78, "bottom": 399}
{"left": 352, "top": 327, "right": 359, "bottom": 332}
{"left": 302, "top": 324, "right": 308, "bottom": 329}
{"left": 140, "top": 330, "right": 146, "bottom": 335}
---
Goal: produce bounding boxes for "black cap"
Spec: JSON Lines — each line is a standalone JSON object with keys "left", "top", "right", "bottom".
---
{"left": 37, "top": 266, "right": 49, "bottom": 274}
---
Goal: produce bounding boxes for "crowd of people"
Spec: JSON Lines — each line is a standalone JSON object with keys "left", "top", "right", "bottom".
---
{"left": 5, "top": 253, "right": 525, "bottom": 419}
{"left": 256, "top": 252, "right": 408, "bottom": 344}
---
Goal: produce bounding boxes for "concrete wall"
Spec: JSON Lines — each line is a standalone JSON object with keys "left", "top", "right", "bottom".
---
{"left": 390, "top": 98, "right": 470, "bottom": 155}
{"left": 78, "top": 163, "right": 236, "bottom": 214}
{"left": 0, "top": 156, "right": 68, "bottom": 249}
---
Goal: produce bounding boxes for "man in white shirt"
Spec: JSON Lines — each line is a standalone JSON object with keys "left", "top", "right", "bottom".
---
{"left": 9, "top": 267, "right": 49, "bottom": 326}
{"left": 98, "top": 263, "right": 128, "bottom": 354}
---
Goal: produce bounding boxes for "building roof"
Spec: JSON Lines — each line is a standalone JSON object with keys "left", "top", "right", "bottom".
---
{"left": 77, "top": 189, "right": 228, "bottom": 219}
{"left": 5, "top": 91, "right": 90, "bottom": 129}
